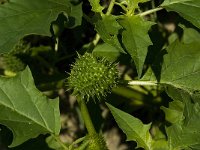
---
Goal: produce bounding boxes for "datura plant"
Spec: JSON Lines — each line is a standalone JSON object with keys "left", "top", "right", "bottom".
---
{"left": 0, "top": 0, "right": 200, "bottom": 150}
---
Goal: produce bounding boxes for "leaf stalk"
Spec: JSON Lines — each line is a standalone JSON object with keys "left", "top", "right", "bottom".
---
{"left": 128, "top": 80, "right": 157, "bottom": 86}
{"left": 138, "top": 7, "right": 163, "bottom": 17}
{"left": 106, "top": 0, "right": 115, "bottom": 15}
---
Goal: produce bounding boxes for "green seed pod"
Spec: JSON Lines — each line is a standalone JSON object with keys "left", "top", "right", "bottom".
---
{"left": 1, "top": 54, "right": 25, "bottom": 73}
{"left": 67, "top": 53, "right": 119, "bottom": 101}
{"left": 87, "top": 134, "right": 108, "bottom": 150}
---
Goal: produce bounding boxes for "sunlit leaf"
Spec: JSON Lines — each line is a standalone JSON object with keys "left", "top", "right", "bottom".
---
{"left": 106, "top": 103, "right": 153, "bottom": 150}
{"left": 143, "top": 28, "right": 200, "bottom": 92}
{"left": 0, "top": 0, "right": 71, "bottom": 53}
{"left": 119, "top": 16, "right": 153, "bottom": 78}
{"left": 0, "top": 67, "right": 60, "bottom": 147}
{"left": 162, "top": 0, "right": 200, "bottom": 28}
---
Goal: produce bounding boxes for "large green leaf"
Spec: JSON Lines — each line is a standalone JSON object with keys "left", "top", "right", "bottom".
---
{"left": 119, "top": 16, "right": 153, "bottom": 78}
{"left": 0, "top": 0, "right": 71, "bottom": 53}
{"left": 143, "top": 28, "right": 200, "bottom": 93}
{"left": 0, "top": 67, "right": 60, "bottom": 147}
{"left": 106, "top": 103, "right": 153, "bottom": 150}
{"left": 160, "top": 40, "right": 200, "bottom": 91}
{"left": 95, "top": 15, "right": 125, "bottom": 53}
{"left": 164, "top": 87, "right": 200, "bottom": 149}
{"left": 162, "top": 0, "right": 200, "bottom": 28}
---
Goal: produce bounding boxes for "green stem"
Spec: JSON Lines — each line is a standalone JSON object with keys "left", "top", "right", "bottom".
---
{"left": 112, "top": 86, "right": 147, "bottom": 100}
{"left": 92, "top": 34, "right": 101, "bottom": 46}
{"left": 69, "top": 136, "right": 86, "bottom": 150}
{"left": 83, "top": 13, "right": 93, "bottom": 24}
{"left": 128, "top": 80, "right": 158, "bottom": 86}
{"left": 106, "top": 0, "right": 115, "bottom": 15}
{"left": 138, "top": 7, "right": 163, "bottom": 17}
{"left": 114, "top": 2, "right": 127, "bottom": 12}
{"left": 77, "top": 96, "right": 96, "bottom": 135}
{"left": 55, "top": 37, "right": 59, "bottom": 51}
{"left": 151, "top": 0, "right": 157, "bottom": 21}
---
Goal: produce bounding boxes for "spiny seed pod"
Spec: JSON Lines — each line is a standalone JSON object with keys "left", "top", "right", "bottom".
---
{"left": 1, "top": 54, "right": 25, "bottom": 73}
{"left": 67, "top": 53, "right": 119, "bottom": 101}
{"left": 87, "top": 134, "right": 108, "bottom": 150}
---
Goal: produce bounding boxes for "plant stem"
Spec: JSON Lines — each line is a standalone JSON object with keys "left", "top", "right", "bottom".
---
{"left": 138, "top": 7, "right": 163, "bottom": 17}
{"left": 55, "top": 37, "right": 59, "bottom": 51}
{"left": 106, "top": 0, "right": 115, "bottom": 15}
{"left": 69, "top": 136, "right": 86, "bottom": 150}
{"left": 112, "top": 86, "right": 147, "bottom": 100}
{"left": 151, "top": 0, "right": 157, "bottom": 21}
{"left": 128, "top": 80, "right": 157, "bottom": 86}
{"left": 92, "top": 34, "right": 101, "bottom": 46}
{"left": 77, "top": 96, "right": 96, "bottom": 135}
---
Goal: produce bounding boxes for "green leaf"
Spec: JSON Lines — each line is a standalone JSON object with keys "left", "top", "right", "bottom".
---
{"left": 161, "top": 41, "right": 200, "bottom": 91}
{"left": 0, "top": 67, "right": 61, "bottom": 147}
{"left": 88, "top": 0, "right": 103, "bottom": 13}
{"left": 143, "top": 28, "right": 200, "bottom": 93}
{"left": 66, "top": 2, "right": 83, "bottom": 28}
{"left": 95, "top": 15, "right": 125, "bottom": 53}
{"left": 165, "top": 89, "right": 200, "bottom": 149}
{"left": 119, "top": 16, "right": 153, "bottom": 78}
{"left": 92, "top": 43, "right": 121, "bottom": 62}
{"left": 106, "top": 103, "right": 153, "bottom": 150}
{"left": 161, "top": 100, "right": 184, "bottom": 124}
{"left": 181, "top": 27, "right": 200, "bottom": 43}
{"left": 162, "top": 0, "right": 200, "bottom": 28}
{"left": 0, "top": 0, "right": 71, "bottom": 53}
{"left": 152, "top": 140, "right": 169, "bottom": 150}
